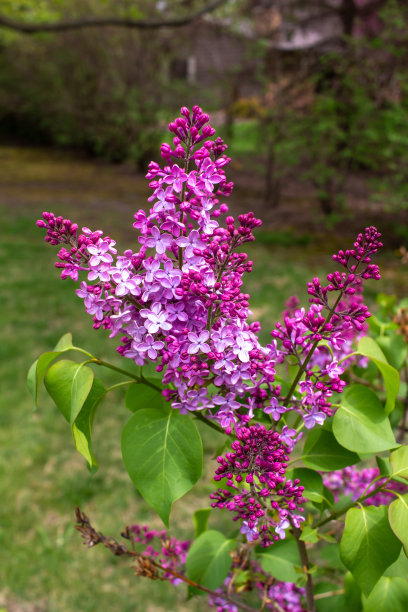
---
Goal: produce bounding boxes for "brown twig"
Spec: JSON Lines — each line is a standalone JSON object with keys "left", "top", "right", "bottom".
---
{"left": 0, "top": 1, "right": 227, "bottom": 34}
{"left": 292, "top": 527, "right": 316, "bottom": 612}
{"left": 74, "top": 507, "right": 258, "bottom": 612}
{"left": 314, "top": 589, "right": 344, "bottom": 600}
{"left": 397, "top": 365, "right": 408, "bottom": 444}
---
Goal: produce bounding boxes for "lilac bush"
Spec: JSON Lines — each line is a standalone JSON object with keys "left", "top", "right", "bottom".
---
{"left": 30, "top": 106, "right": 408, "bottom": 612}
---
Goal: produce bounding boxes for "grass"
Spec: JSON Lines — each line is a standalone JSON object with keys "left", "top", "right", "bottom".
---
{"left": 1, "top": 145, "right": 407, "bottom": 611}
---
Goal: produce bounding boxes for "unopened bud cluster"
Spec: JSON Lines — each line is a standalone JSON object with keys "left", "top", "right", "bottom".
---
{"left": 210, "top": 425, "right": 306, "bottom": 546}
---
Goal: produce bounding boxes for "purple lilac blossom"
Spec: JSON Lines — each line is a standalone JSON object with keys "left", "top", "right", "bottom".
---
{"left": 36, "top": 112, "right": 382, "bottom": 433}
{"left": 129, "top": 524, "right": 189, "bottom": 585}
{"left": 37, "top": 107, "right": 383, "bottom": 544}
{"left": 323, "top": 466, "right": 408, "bottom": 505}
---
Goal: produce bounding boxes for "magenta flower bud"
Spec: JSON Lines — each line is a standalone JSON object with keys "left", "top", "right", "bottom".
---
{"left": 180, "top": 106, "right": 190, "bottom": 120}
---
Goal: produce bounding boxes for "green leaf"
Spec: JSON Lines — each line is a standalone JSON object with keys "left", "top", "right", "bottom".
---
{"left": 333, "top": 385, "right": 396, "bottom": 453}
{"left": 302, "top": 428, "right": 359, "bottom": 471}
{"left": 315, "top": 582, "right": 347, "bottom": 612}
{"left": 193, "top": 508, "right": 211, "bottom": 539}
{"left": 368, "top": 315, "right": 395, "bottom": 336}
{"left": 44, "top": 360, "right": 104, "bottom": 469}
{"left": 319, "top": 531, "right": 337, "bottom": 544}
{"left": 54, "top": 332, "right": 75, "bottom": 351}
{"left": 121, "top": 407, "right": 203, "bottom": 526}
{"left": 125, "top": 379, "right": 163, "bottom": 412}
{"left": 28, "top": 351, "right": 62, "bottom": 409}
{"left": 72, "top": 378, "right": 105, "bottom": 471}
{"left": 44, "top": 360, "right": 93, "bottom": 424}
{"left": 70, "top": 363, "right": 94, "bottom": 425}
{"left": 384, "top": 548, "right": 408, "bottom": 578}
{"left": 362, "top": 577, "right": 408, "bottom": 612}
{"left": 27, "top": 333, "right": 90, "bottom": 409}
{"left": 27, "top": 359, "right": 38, "bottom": 403}
{"left": 257, "top": 538, "right": 302, "bottom": 582}
{"left": 186, "top": 530, "right": 234, "bottom": 590}
{"left": 376, "top": 334, "right": 407, "bottom": 371}
{"left": 319, "top": 544, "right": 346, "bottom": 570}
{"left": 376, "top": 455, "right": 392, "bottom": 477}
{"left": 390, "top": 445, "right": 408, "bottom": 480}
{"left": 389, "top": 494, "right": 408, "bottom": 556}
{"left": 344, "top": 571, "right": 362, "bottom": 612}
{"left": 288, "top": 468, "right": 324, "bottom": 502}
{"left": 299, "top": 525, "right": 319, "bottom": 543}
{"left": 340, "top": 505, "right": 402, "bottom": 595}
{"left": 356, "top": 337, "right": 400, "bottom": 414}
{"left": 319, "top": 485, "right": 336, "bottom": 512}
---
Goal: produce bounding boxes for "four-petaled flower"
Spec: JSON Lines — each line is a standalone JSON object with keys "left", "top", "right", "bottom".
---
{"left": 264, "top": 397, "right": 286, "bottom": 421}
{"left": 137, "top": 334, "right": 165, "bottom": 360}
{"left": 112, "top": 269, "right": 141, "bottom": 297}
{"left": 140, "top": 303, "right": 172, "bottom": 334}
{"left": 303, "top": 407, "right": 326, "bottom": 429}
{"left": 187, "top": 330, "right": 210, "bottom": 354}
{"left": 141, "top": 226, "right": 173, "bottom": 254}
{"left": 325, "top": 360, "right": 345, "bottom": 379}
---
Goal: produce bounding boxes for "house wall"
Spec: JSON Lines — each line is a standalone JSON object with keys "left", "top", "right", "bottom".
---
{"left": 168, "top": 21, "right": 262, "bottom": 109}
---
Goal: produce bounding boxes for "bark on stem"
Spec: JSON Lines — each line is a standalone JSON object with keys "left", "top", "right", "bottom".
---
{"left": 292, "top": 527, "right": 316, "bottom": 612}
{"left": 0, "top": 1, "right": 228, "bottom": 34}
{"left": 74, "top": 508, "right": 257, "bottom": 612}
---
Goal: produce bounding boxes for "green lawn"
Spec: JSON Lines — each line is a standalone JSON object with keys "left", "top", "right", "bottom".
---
{"left": 1, "top": 146, "right": 406, "bottom": 611}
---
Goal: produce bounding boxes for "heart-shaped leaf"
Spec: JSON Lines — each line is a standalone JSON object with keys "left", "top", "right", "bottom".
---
{"left": 186, "top": 530, "right": 234, "bottom": 589}
{"left": 302, "top": 428, "right": 359, "bottom": 471}
{"left": 340, "top": 505, "right": 401, "bottom": 595}
{"left": 333, "top": 385, "right": 396, "bottom": 453}
{"left": 125, "top": 379, "right": 163, "bottom": 412}
{"left": 121, "top": 407, "right": 202, "bottom": 526}
{"left": 257, "top": 538, "right": 302, "bottom": 583}
{"left": 356, "top": 337, "right": 399, "bottom": 414}
{"left": 389, "top": 494, "right": 408, "bottom": 556}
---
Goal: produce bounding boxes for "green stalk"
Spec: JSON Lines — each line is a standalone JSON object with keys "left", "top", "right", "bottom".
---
{"left": 314, "top": 477, "right": 393, "bottom": 529}
{"left": 90, "top": 358, "right": 160, "bottom": 390}
{"left": 283, "top": 293, "right": 343, "bottom": 407}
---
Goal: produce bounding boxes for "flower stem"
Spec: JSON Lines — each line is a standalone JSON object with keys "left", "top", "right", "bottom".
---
{"left": 283, "top": 293, "right": 343, "bottom": 408}
{"left": 292, "top": 526, "right": 316, "bottom": 612}
{"left": 194, "top": 411, "right": 225, "bottom": 435}
{"left": 314, "top": 478, "right": 392, "bottom": 529}
{"left": 105, "top": 381, "right": 134, "bottom": 393}
{"left": 90, "top": 358, "right": 160, "bottom": 391}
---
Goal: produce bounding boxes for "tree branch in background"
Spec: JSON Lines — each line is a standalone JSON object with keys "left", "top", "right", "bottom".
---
{"left": 0, "top": 0, "right": 227, "bottom": 34}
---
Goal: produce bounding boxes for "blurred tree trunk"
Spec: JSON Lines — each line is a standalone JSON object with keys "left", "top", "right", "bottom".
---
{"left": 224, "top": 75, "right": 241, "bottom": 142}
{"left": 264, "top": 128, "right": 282, "bottom": 209}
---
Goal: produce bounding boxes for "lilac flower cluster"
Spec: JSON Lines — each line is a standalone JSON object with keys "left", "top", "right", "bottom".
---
{"left": 284, "top": 289, "right": 368, "bottom": 373}
{"left": 37, "top": 106, "right": 283, "bottom": 432}
{"left": 323, "top": 466, "right": 408, "bottom": 506}
{"left": 37, "top": 107, "right": 386, "bottom": 557}
{"left": 36, "top": 108, "right": 382, "bottom": 437}
{"left": 129, "top": 524, "right": 189, "bottom": 584}
{"left": 210, "top": 425, "right": 306, "bottom": 546}
{"left": 269, "top": 227, "right": 383, "bottom": 430}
